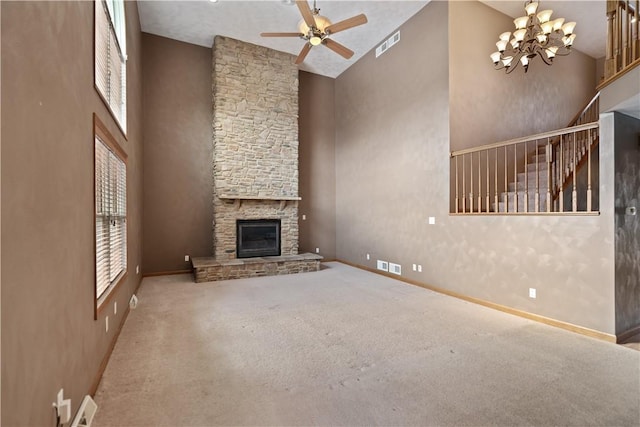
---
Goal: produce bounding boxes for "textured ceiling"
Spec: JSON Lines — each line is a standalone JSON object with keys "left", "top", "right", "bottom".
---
{"left": 137, "top": 0, "right": 606, "bottom": 78}
{"left": 138, "top": 0, "right": 430, "bottom": 78}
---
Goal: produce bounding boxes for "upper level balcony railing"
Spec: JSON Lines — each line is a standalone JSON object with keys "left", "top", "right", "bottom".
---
{"left": 601, "top": 0, "right": 639, "bottom": 88}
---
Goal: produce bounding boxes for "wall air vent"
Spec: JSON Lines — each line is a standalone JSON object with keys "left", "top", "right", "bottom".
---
{"left": 389, "top": 263, "right": 401, "bottom": 275}
{"left": 377, "top": 260, "right": 389, "bottom": 272}
{"left": 375, "top": 31, "right": 400, "bottom": 58}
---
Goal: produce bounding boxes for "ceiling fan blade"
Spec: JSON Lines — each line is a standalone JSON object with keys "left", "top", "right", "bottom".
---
{"left": 296, "top": 0, "right": 316, "bottom": 29}
{"left": 295, "top": 43, "right": 312, "bottom": 65}
{"left": 323, "top": 38, "right": 354, "bottom": 59}
{"left": 260, "top": 32, "right": 302, "bottom": 38}
{"left": 325, "top": 14, "right": 368, "bottom": 35}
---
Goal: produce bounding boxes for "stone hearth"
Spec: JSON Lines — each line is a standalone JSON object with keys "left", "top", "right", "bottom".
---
{"left": 192, "top": 253, "right": 323, "bottom": 283}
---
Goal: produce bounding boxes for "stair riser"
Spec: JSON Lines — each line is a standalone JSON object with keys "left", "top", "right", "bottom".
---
{"left": 526, "top": 163, "right": 548, "bottom": 173}
{"left": 495, "top": 202, "right": 549, "bottom": 213}
{"left": 508, "top": 182, "right": 550, "bottom": 191}
{"left": 495, "top": 196, "right": 549, "bottom": 212}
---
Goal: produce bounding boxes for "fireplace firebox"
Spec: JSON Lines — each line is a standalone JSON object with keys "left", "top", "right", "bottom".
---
{"left": 236, "top": 219, "right": 281, "bottom": 258}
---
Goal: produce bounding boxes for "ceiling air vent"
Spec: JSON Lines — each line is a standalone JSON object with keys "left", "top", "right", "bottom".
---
{"left": 375, "top": 30, "right": 400, "bottom": 58}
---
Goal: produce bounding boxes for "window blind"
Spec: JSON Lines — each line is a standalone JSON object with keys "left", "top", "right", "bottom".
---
{"left": 95, "top": 136, "right": 127, "bottom": 299}
{"left": 95, "top": 0, "right": 127, "bottom": 131}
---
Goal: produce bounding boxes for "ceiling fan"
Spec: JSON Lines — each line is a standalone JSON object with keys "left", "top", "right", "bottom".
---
{"left": 260, "top": 0, "right": 368, "bottom": 65}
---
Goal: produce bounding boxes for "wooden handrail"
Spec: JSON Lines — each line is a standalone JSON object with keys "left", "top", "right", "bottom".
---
{"left": 450, "top": 122, "right": 598, "bottom": 157}
{"left": 566, "top": 93, "right": 600, "bottom": 127}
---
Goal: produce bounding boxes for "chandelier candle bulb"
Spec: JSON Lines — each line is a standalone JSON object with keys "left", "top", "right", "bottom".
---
{"left": 537, "top": 10, "right": 553, "bottom": 23}
{"left": 525, "top": 1, "right": 539, "bottom": 15}
{"left": 546, "top": 46, "right": 558, "bottom": 59}
{"left": 490, "top": 51, "right": 502, "bottom": 64}
{"left": 499, "top": 31, "right": 512, "bottom": 41}
{"left": 514, "top": 16, "right": 529, "bottom": 29}
{"left": 514, "top": 29, "right": 527, "bottom": 42}
{"left": 496, "top": 39, "right": 508, "bottom": 52}
{"left": 562, "top": 21, "right": 576, "bottom": 35}
{"left": 563, "top": 34, "right": 576, "bottom": 47}
{"left": 541, "top": 21, "right": 554, "bottom": 34}
{"left": 552, "top": 18, "right": 565, "bottom": 31}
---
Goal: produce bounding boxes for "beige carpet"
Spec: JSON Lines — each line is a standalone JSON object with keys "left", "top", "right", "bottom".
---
{"left": 93, "top": 262, "right": 640, "bottom": 426}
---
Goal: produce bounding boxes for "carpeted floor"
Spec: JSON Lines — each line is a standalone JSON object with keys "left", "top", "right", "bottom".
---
{"left": 93, "top": 262, "right": 640, "bottom": 426}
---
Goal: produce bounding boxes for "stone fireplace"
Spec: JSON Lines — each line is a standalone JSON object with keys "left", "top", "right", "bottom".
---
{"left": 191, "top": 36, "right": 321, "bottom": 282}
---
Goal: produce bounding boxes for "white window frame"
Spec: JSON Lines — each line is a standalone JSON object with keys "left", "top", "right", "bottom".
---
{"left": 94, "top": 115, "right": 127, "bottom": 316}
{"left": 95, "top": 0, "right": 127, "bottom": 134}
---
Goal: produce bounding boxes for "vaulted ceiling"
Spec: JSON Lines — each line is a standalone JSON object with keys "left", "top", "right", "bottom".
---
{"left": 138, "top": 0, "right": 606, "bottom": 78}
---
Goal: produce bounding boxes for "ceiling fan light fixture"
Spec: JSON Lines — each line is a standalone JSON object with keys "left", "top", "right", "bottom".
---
{"left": 262, "top": 0, "right": 367, "bottom": 65}
{"left": 297, "top": 15, "right": 331, "bottom": 35}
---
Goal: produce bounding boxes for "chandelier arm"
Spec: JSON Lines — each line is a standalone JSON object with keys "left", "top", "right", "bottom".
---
{"left": 536, "top": 47, "right": 554, "bottom": 65}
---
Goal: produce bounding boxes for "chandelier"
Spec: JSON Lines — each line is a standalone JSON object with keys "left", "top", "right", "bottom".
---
{"left": 490, "top": 1, "right": 576, "bottom": 73}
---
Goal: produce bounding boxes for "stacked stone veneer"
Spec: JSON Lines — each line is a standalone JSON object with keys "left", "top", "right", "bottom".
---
{"left": 192, "top": 254, "right": 322, "bottom": 283}
{"left": 212, "top": 36, "right": 299, "bottom": 261}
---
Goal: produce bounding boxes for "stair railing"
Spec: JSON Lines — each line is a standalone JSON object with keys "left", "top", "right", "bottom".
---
{"left": 451, "top": 122, "right": 599, "bottom": 214}
{"left": 549, "top": 124, "right": 599, "bottom": 212}
{"left": 603, "top": 0, "right": 639, "bottom": 86}
{"left": 567, "top": 92, "right": 600, "bottom": 127}
{"left": 550, "top": 93, "right": 600, "bottom": 210}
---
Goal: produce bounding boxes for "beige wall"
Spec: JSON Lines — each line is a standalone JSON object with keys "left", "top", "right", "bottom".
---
{"left": 335, "top": 0, "right": 616, "bottom": 335}
{"left": 299, "top": 71, "right": 337, "bottom": 259}
{"left": 1, "top": 1, "right": 143, "bottom": 424}
{"left": 142, "top": 34, "right": 213, "bottom": 273}
{"left": 449, "top": 1, "right": 596, "bottom": 151}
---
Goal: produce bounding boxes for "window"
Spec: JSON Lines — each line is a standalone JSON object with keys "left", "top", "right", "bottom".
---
{"left": 95, "top": 115, "right": 127, "bottom": 312}
{"left": 95, "top": 0, "right": 127, "bottom": 132}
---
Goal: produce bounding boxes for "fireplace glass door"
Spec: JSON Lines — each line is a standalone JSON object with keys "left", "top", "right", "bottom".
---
{"left": 236, "top": 219, "right": 281, "bottom": 258}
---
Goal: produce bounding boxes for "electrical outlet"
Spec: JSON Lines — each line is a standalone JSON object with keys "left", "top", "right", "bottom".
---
{"left": 136, "top": 265, "right": 140, "bottom": 274}
{"left": 302, "top": 214, "right": 306, "bottom": 220}
{"left": 315, "top": 247, "right": 320, "bottom": 253}
{"left": 105, "top": 316, "right": 109, "bottom": 333}
{"left": 366, "top": 253, "right": 370, "bottom": 260}
{"left": 412, "top": 264, "right": 417, "bottom": 271}
{"left": 184, "top": 255, "right": 190, "bottom": 262}
{"left": 54, "top": 389, "right": 71, "bottom": 425}
{"left": 418, "top": 265, "right": 422, "bottom": 272}
{"left": 529, "top": 288, "right": 537, "bottom": 299}
{"left": 428, "top": 217, "right": 436, "bottom": 225}
{"left": 114, "top": 302, "right": 117, "bottom": 315}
